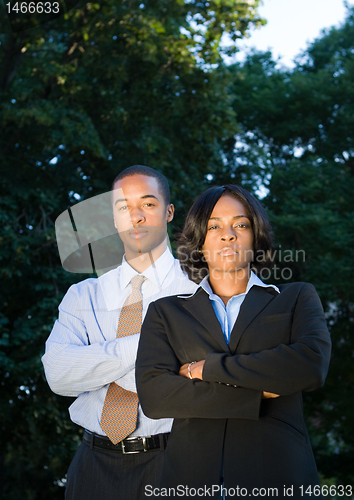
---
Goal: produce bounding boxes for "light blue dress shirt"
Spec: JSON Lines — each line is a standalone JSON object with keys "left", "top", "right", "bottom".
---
{"left": 199, "top": 271, "right": 280, "bottom": 344}
{"left": 42, "top": 249, "right": 197, "bottom": 437}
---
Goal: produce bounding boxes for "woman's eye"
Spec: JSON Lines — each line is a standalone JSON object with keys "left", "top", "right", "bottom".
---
{"left": 235, "top": 223, "right": 248, "bottom": 229}
{"left": 208, "top": 225, "right": 219, "bottom": 230}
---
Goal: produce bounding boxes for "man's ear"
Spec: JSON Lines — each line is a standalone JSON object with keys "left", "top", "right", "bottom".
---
{"left": 166, "top": 204, "right": 174, "bottom": 222}
{"left": 113, "top": 213, "right": 118, "bottom": 229}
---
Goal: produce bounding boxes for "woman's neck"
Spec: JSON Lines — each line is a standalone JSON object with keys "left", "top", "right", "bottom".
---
{"left": 208, "top": 267, "right": 251, "bottom": 306}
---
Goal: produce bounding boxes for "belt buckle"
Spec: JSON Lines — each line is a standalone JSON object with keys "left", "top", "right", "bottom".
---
{"left": 121, "top": 436, "right": 148, "bottom": 454}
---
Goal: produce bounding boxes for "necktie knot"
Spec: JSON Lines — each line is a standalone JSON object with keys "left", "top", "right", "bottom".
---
{"left": 131, "top": 275, "right": 146, "bottom": 291}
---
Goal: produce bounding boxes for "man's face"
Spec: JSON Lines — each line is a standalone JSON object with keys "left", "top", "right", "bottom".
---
{"left": 112, "top": 174, "right": 174, "bottom": 259}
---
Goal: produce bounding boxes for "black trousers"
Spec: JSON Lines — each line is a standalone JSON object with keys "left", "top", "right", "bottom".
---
{"left": 65, "top": 438, "right": 166, "bottom": 500}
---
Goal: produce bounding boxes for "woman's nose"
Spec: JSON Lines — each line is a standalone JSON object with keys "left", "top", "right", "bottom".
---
{"left": 221, "top": 230, "right": 236, "bottom": 241}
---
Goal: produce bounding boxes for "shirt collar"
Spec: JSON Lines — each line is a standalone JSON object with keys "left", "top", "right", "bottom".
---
{"left": 120, "top": 248, "right": 175, "bottom": 290}
{"left": 179, "top": 270, "right": 280, "bottom": 299}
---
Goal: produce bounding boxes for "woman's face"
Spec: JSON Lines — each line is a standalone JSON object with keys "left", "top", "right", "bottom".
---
{"left": 201, "top": 195, "right": 254, "bottom": 278}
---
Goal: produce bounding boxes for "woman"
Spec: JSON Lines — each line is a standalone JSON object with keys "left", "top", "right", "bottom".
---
{"left": 136, "top": 185, "right": 331, "bottom": 499}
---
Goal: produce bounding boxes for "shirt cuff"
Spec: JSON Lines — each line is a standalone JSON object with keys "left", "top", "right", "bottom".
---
{"left": 117, "top": 333, "right": 140, "bottom": 371}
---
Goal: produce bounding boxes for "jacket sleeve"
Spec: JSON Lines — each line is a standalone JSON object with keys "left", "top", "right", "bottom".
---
{"left": 135, "top": 302, "right": 262, "bottom": 420}
{"left": 202, "top": 283, "right": 331, "bottom": 395}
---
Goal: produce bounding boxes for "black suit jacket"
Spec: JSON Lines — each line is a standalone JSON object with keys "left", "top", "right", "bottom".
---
{"left": 136, "top": 282, "right": 331, "bottom": 499}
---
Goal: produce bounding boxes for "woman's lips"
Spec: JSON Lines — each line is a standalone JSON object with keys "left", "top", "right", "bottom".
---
{"left": 219, "top": 247, "right": 238, "bottom": 256}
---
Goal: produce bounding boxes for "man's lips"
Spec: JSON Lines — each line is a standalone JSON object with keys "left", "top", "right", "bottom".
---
{"left": 129, "top": 229, "right": 148, "bottom": 239}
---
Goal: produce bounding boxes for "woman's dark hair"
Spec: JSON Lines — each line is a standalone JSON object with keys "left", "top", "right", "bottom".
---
{"left": 176, "top": 185, "right": 274, "bottom": 283}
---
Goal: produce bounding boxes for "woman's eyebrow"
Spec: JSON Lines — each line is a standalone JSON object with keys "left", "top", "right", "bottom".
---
{"left": 209, "top": 215, "right": 250, "bottom": 221}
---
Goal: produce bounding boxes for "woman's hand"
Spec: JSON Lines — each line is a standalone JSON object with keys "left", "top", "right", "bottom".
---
{"left": 179, "top": 361, "right": 205, "bottom": 380}
{"left": 179, "top": 362, "right": 280, "bottom": 399}
{"left": 262, "top": 392, "right": 280, "bottom": 399}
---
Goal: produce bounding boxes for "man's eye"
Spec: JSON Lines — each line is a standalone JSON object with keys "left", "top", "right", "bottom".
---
{"left": 144, "top": 203, "right": 154, "bottom": 207}
{"left": 118, "top": 206, "right": 128, "bottom": 211}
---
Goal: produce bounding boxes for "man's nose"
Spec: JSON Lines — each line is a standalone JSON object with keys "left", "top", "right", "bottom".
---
{"left": 130, "top": 208, "right": 146, "bottom": 225}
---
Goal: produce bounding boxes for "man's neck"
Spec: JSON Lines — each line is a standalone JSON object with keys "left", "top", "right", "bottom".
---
{"left": 125, "top": 242, "right": 167, "bottom": 273}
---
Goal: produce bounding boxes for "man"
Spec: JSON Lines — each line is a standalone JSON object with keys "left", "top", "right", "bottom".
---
{"left": 42, "top": 165, "right": 197, "bottom": 499}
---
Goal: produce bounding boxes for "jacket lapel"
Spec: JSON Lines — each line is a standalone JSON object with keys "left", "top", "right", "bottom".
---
{"left": 180, "top": 288, "right": 230, "bottom": 352}
{"left": 228, "top": 286, "right": 278, "bottom": 353}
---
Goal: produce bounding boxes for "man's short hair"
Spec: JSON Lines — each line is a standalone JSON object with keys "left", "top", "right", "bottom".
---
{"left": 112, "top": 165, "right": 170, "bottom": 205}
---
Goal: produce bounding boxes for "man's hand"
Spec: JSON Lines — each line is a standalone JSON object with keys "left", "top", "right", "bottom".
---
{"left": 179, "top": 361, "right": 205, "bottom": 380}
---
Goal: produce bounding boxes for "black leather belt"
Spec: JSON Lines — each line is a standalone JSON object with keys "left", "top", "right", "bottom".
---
{"left": 83, "top": 430, "right": 169, "bottom": 454}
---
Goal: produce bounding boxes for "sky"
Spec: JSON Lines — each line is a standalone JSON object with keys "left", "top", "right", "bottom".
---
{"left": 233, "top": 0, "right": 354, "bottom": 67}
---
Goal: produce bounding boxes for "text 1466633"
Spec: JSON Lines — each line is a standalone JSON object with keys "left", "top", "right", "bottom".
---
{"left": 6, "top": 2, "right": 60, "bottom": 14}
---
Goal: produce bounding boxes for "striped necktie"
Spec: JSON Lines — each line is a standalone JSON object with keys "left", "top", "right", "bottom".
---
{"left": 100, "top": 275, "right": 146, "bottom": 444}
